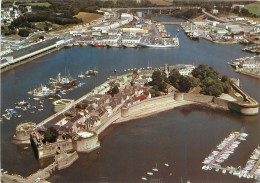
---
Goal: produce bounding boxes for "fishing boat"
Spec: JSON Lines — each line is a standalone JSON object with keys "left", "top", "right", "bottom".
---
{"left": 85, "top": 68, "right": 99, "bottom": 76}
{"left": 107, "top": 43, "right": 121, "bottom": 48}
{"left": 92, "top": 43, "right": 106, "bottom": 47}
{"left": 49, "top": 73, "right": 77, "bottom": 89}
{"left": 15, "top": 100, "right": 28, "bottom": 106}
{"left": 78, "top": 72, "right": 85, "bottom": 79}
{"left": 123, "top": 44, "right": 138, "bottom": 48}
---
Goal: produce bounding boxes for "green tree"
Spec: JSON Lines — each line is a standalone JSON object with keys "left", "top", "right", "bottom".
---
{"left": 108, "top": 86, "right": 119, "bottom": 97}
{"left": 208, "top": 80, "right": 224, "bottom": 97}
{"left": 43, "top": 127, "right": 59, "bottom": 143}
{"left": 178, "top": 76, "right": 199, "bottom": 92}
{"left": 168, "top": 69, "right": 181, "bottom": 88}
{"left": 18, "top": 29, "right": 30, "bottom": 37}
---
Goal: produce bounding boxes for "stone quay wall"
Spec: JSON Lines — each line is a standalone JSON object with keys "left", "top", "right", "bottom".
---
{"left": 56, "top": 151, "right": 79, "bottom": 170}
{"left": 183, "top": 92, "right": 258, "bottom": 115}
{"left": 26, "top": 161, "right": 57, "bottom": 181}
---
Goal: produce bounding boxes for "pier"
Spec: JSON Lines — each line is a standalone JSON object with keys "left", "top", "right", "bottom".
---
{"left": 249, "top": 158, "right": 260, "bottom": 177}
{"left": 208, "top": 133, "right": 241, "bottom": 167}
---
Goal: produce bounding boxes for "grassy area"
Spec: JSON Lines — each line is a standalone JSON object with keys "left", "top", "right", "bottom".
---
{"left": 74, "top": 12, "right": 103, "bottom": 24}
{"left": 246, "top": 2, "right": 260, "bottom": 16}
{"left": 23, "top": 2, "right": 51, "bottom": 7}
{"left": 228, "top": 89, "right": 251, "bottom": 104}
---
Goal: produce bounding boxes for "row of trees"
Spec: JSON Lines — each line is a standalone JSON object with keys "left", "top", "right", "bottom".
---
{"left": 149, "top": 64, "right": 232, "bottom": 97}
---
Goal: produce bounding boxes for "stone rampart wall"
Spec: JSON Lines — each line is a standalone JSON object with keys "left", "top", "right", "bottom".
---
{"left": 95, "top": 109, "right": 121, "bottom": 135}
{"left": 37, "top": 139, "right": 73, "bottom": 159}
{"left": 127, "top": 94, "right": 175, "bottom": 114}
{"left": 73, "top": 134, "right": 100, "bottom": 153}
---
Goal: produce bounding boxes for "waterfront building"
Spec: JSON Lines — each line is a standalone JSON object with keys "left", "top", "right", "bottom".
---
{"left": 231, "top": 4, "right": 245, "bottom": 9}
{"left": 239, "top": 60, "right": 260, "bottom": 69}
{"left": 168, "top": 64, "right": 196, "bottom": 76}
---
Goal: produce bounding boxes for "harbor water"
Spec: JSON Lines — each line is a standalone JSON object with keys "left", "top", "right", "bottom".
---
{"left": 1, "top": 17, "right": 259, "bottom": 182}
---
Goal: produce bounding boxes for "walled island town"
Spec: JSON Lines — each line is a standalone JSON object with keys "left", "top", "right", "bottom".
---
{"left": 1, "top": 0, "right": 260, "bottom": 183}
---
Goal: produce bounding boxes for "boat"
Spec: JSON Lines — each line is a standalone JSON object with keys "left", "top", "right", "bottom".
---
{"left": 31, "top": 85, "right": 55, "bottom": 97}
{"left": 38, "top": 109, "right": 43, "bottom": 111}
{"left": 147, "top": 172, "right": 153, "bottom": 175}
{"left": 141, "top": 177, "right": 147, "bottom": 181}
{"left": 152, "top": 163, "right": 159, "bottom": 172}
{"left": 107, "top": 43, "right": 121, "bottom": 48}
{"left": 49, "top": 73, "right": 77, "bottom": 89}
{"left": 16, "top": 100, "right": 29, "bottom": 106}
{"left": 85, "top": 68, "right": 98, "bottom": 76}
{"left": 78, "top": 72, "right": 85, "bottom": 79}
{"left": 123, "top": 44, "right": 138, "bottom": 48}
{"left": 92, "top": 44, "right": 106, "bottom": 47}
{"left": 2, "top": 114, "right": 11, "bottom": 120}
{"left": 139, "top": 37, "right": 179, "bottom": 48}
{"left": 177, "top": 28, "right": 180, "bottom": 32}
{"left": 164, "top": 163, "right": 169, "bottom": 167}
{"left": 114, "top": 69, "right": 117, "bottom": 73}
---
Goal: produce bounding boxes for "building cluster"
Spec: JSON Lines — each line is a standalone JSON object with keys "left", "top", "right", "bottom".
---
{"left": 40, "top": 74, "right": 152, "bottom": 136}
{"left": 71, "top": 11, "right": 151, "bottom": 47}
{"left": 1, "top": 1, "right": 32, "bottom": 25}
{"left": 233, "top": 56, "right": 260, "bottom": 69}
{"left": 1, "top": 37, "right": 68, "bottom": 69}
{"left": 183, "top": 16, "right": 260, "bottom": 43}
{"left": 161, "top": 64, "right": 196, "bottom": 76}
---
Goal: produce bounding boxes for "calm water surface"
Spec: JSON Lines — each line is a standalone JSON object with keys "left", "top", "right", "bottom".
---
{"left": 1, "top": 16, "right": 259, "bottom": 183}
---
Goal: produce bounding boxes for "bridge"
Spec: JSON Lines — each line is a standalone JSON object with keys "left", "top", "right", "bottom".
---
{"left": 160, "top": 22, "right": 182, "bottom": 25}
{"left": 102, "top": 7, "right": 200, "bottom": 15}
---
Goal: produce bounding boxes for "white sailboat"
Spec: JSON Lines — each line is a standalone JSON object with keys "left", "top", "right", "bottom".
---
{"left": 152, "top": 163, "right": 159, "bottom": 172}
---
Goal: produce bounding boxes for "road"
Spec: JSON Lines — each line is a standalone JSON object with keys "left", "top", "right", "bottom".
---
{"left": 202, "top": 9, "right": 228, "bottom": 23}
